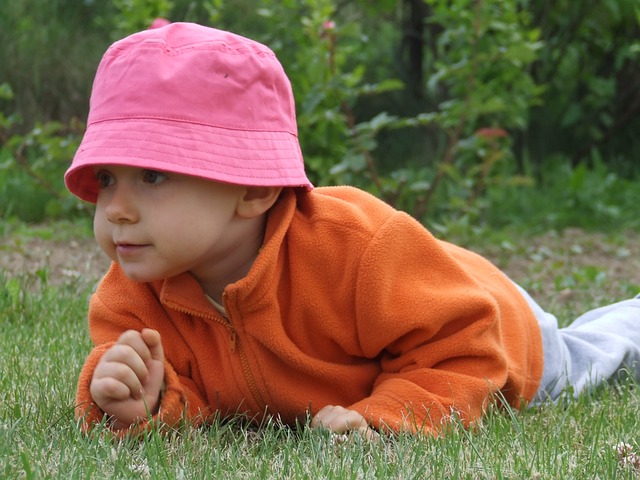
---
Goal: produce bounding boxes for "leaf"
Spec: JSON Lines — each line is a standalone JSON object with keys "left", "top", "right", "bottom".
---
{"left": 408, "top": 181, "right": 432, "bottom": 193}
{"left": 0, "top": 82, "right": 14, "bottom": 100}
{"left": 358, "top": 79, "right": 405, "bottom": 95}
{"left": 365, "top": 112, "right": 399, "bottom": 132}
{"left": 560, "top": 104, "right": 582, "bottom": 128}
{"left": 504, "top": 43, "right": 540, "bottom": 65}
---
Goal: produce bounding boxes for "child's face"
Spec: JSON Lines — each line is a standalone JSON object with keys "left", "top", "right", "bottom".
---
{"left": 93, "top": 165, "right": 251, "bottom": 285}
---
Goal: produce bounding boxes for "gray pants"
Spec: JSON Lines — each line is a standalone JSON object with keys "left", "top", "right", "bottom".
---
{"left": 513, "top": 285, "right": 640, "bottom": 403}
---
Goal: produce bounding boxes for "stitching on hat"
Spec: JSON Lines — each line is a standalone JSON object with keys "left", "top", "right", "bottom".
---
{"left": 73, "top": 152, "right": 304, "bottom": 179}
{"left": 89, "top": 117, "right": 295, "bottom": 136}
{"left": 90, "top": 119, "right": 296, "bottom": 136}
{"left": 81, "top": 137, "right": 294, "bottom": 158}
{"left": 85, "top": 120, "right": 298, "bottom": 145}
{"left": 78, "top": 128, "right": 303, "bottom": 171}
{"left": 89, "top": 118, "right": 298, "bottom": 141}
{"left": 77, "top": 144, "right": 303, "bottom": 173}
{"left": 81, "top": 129, "right": 297, "bottom": 158}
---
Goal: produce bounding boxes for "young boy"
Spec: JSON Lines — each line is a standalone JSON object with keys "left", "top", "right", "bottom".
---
{"left": 65, "top": 22, "right": 640, "bottom": 439}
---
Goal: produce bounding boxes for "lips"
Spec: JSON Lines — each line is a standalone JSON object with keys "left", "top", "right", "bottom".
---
{"left": 115, "top": 242, "right": 150, "bottom": 257}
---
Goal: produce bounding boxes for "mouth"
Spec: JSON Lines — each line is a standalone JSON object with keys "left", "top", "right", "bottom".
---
{"left": 115, "top": 242, "right": 150, "bottom": 256}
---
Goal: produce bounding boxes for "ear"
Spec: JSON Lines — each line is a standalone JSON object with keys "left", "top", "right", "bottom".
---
{"left": 236, "top": 186, "right": 283, "bottom": 219}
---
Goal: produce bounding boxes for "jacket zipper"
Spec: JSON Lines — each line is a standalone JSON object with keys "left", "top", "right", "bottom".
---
{"left": 167, "top": 301, "right": 266, "bottom": 413}
{"left": 167, "top": 302, "right": 235, "bottom": 350}
{"left": 229, "top": 328, "right": 237, "bottom": 353}
{"left": 222, "top": 294, "right": 267, "bottom": 411}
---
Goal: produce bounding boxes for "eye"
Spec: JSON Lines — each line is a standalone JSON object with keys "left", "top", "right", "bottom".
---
{"left": 95, "top": 170, "right": 114, "bottom": 188}
{"left": 142, "top": 169, "right": 168, "bottom": 185}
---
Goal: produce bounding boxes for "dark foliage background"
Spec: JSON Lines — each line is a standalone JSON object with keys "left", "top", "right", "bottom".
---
{"left": 1, "top": 0, "right": 638, "bottom": 231}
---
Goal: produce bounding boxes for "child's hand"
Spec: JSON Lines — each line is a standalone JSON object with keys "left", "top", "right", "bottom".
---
{"left": 311, "top": 405, "right": 380, "bottom": 442}
{"left": 90, "top": 328, "right": 165, "bottom": 429}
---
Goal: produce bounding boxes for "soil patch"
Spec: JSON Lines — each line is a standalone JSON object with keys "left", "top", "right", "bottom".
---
{"left": 1, "top": 228, "right": 639, "bottom": 304}
{"left": 1, "top": 235, "right": 109, "bottom": 285}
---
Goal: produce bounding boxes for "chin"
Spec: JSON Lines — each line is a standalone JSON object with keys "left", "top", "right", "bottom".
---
{"left": 120, "top": 269, "right": 166, "bottom": 284}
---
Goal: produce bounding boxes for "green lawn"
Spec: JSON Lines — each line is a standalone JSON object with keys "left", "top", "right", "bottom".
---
{"left": 1, "top": 225, "right": 639, "bottom": 479}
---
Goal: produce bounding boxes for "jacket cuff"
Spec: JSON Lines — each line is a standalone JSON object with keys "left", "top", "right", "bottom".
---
{"left": 348, "top": 386, "right": 448, "bottom": 436}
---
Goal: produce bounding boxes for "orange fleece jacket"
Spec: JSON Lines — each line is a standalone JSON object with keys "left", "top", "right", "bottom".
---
{"left": 76, "top": 186, "right": 543, "bottom": 435}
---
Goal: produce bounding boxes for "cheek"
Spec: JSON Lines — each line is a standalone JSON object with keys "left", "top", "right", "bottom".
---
{"left": 165, "top": 211, "right": 233, "bottom": 251}
{"left": 93, "top": 209, "right": 116, "bottom": 259}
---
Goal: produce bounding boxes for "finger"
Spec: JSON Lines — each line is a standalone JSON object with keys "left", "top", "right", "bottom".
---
{"left": 310, "top": 404, "right": 336, "bottom": 429}
{"left": 312, "top": 406, "right": 367, "bottom": 432}
{"left": 336, "top": 411, "right": 367, "bottom": 431}
{"left": 140, "top": 329, "right": 164, "bottom": 362}
{"left": 93, "top": 359, "right": 146, "bottom": 400}
{"left": 360, "top": 426, "right": 381, "bottom": 443}
{"left": 100, "top": 343, "right": 150, "bottom": 385}
{"left": 117, "top": 330, "right": 152, "bottom": 362}
{"left": 91, "top": 363, "right": 142, "bottom": 400}
{"left": 312, "top": 405, "right": 354, "bottom": 430}
{"left": 311, "top": 406, "right": 379, "bottom": 442}
{"left": 90, "top": 376, "right": 132, "bottom": 403}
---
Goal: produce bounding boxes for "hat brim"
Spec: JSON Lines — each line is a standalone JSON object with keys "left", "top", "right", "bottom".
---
{"left": 65, "top": 118, "right": 313, "bottom": 203}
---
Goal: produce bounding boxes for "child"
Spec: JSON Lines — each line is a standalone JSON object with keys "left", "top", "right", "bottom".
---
{"left": 65, "top": 22, "right": 640, "bottom": 439}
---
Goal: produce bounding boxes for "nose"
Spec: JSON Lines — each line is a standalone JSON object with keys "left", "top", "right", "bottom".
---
{"left": 104, "top": 184, "right": 139, "bottom": 224}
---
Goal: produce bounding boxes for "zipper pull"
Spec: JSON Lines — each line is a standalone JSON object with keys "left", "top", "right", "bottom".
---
{"left": 229, "top": 329, "right": 237, "bottom": 353}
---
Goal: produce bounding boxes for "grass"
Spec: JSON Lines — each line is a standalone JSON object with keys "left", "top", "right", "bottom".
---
{"left": 1, "top": 226, "right": 640, "bottom": 479}
{"left": 0, "top": 216, "right": 93, "bottom": 241}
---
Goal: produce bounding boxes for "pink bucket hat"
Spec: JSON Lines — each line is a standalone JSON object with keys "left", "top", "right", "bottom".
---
{"left": 65, "top": 22, "right": 313, "bottom": 203}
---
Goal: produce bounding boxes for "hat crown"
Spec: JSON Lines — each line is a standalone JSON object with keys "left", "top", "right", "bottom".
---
{"left": 90, "top": 23, "right": 297, "bottom": 134}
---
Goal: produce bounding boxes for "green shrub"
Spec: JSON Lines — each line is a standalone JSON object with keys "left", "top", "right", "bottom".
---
{"left": 525, "top": 0, "right": 640, "bottom": 171}
{"left": 1, "top": 0, "right": 638, "bottom": 228}
{"left": 0, "top": 83, "right": 88, "bottom": 221}
{"left": 0, "top": 0, "right": 112, "bottom": 129}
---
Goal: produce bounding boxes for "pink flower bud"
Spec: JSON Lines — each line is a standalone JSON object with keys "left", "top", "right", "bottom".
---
{"left": 323, "top": 20, "right": 336, "bottom": 31}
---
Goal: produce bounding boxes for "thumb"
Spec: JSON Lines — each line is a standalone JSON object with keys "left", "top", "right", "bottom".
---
{"left": 139, "top": 329, "right": 165, "bottom": 412}
{"left": 141, "top": 328, "right": 164, "bottom": 362}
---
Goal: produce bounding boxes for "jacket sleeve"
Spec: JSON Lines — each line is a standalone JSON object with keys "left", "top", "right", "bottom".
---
{"left": 75, "top": 274, "right": 211, "bottom": 436}
{"left": 348, "top": 211, "right": 541, "bottom": 434}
